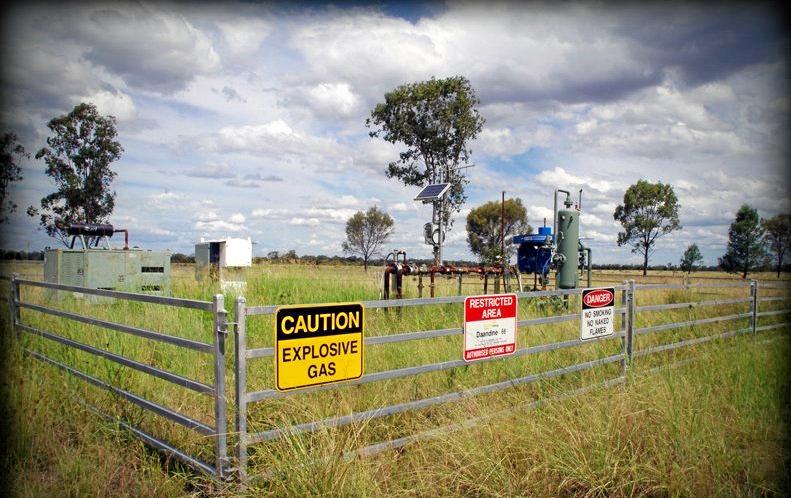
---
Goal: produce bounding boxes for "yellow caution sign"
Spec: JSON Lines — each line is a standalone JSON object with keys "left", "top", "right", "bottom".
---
{"left": 275, "top": 302, "right": 364, "bottom": 391}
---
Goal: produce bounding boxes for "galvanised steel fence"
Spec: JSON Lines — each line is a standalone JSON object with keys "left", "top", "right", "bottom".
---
{"left": 3, "top": 271, "right": 789, "bottom": 484}
{"left": 3, "top": 274, "right": 232, "bottom": 480}
{"left": 233, "top": 279, "right": 790, "bottom": 482}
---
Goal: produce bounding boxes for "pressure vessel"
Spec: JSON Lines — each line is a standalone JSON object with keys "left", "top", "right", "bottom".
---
{"left": 67, "top": 223, "right": 115, "bottom": 237}
{"left": 556, "top": 209, "right": 579, "bottom": 289}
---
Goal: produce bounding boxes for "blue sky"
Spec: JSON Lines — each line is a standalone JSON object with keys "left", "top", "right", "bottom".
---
{"left": 1, "top": 1, "right": 788, "bottom": 265}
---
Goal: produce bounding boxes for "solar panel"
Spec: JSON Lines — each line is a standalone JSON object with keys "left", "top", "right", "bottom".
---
{"left": 414, "top": 183, "right": 451, "bottom": 201}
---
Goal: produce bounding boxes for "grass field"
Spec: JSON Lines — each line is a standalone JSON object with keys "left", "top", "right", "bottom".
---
{"left": 1, "top": 261, "right": 789, "bottom": 496}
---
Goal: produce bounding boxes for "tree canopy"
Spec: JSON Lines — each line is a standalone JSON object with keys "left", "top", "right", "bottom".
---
{"left": 614, "top": 180, "right": 681, "bottom": 276}
{"left": 0, "top": 132, "right": 28, "bottom": 224}
{"left": 366, "top": 76, "right": 484, "bottom": 225}
{"left": 28, "top": 103, "right": 123, "bottom": 245}
{"left": 679, "top": 243, "right": 703, "bottom": 274}
{"left": 719, "top": 205, "right": 768, "bottom": 278}
{"left": 762, "top": 213, "right": 790, "bottom": 278}
{"left": 342, "top": 206, "right": 394, "bottom": 271}
{"left": 466, "top": 197, "right": 531, "bottom": 265}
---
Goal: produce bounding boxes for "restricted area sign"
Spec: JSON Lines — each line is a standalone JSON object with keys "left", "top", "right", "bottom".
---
{"left": 581, "top": 287, "right": 615, "bottom": 341}
{"left": 275, "top": 302, "right": 364, "bottom": 391}
{"left": 464, "top": 293, "right": 518, "bottom": 362}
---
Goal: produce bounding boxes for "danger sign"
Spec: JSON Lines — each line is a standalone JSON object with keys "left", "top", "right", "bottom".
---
{"left": 464, "top": 293, "right": 518, "bottom": 362}
{"left": 581, "top": 287, "right": 615, "bottom": 341}
{"left": 275, "top": 303, "right": 364, "bottom": 391}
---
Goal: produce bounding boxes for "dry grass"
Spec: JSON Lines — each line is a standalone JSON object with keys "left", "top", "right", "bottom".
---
{"left": 1, "top": 261, "right": 789, "bottom": 496}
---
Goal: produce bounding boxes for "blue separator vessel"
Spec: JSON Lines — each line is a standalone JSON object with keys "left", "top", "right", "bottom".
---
{"left": 513, "top": 225, "right": 553, "bottom": 286}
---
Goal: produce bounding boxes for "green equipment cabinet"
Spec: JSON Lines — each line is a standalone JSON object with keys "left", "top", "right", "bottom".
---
{"left": 44, "top": 247, "right": 171, "bottom": 293}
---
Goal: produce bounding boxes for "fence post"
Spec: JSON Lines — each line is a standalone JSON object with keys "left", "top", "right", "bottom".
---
{"left": 457, "top": 273, "right": 462, "bottom": 295}
{"left": 233, "top": 296, "right": 248, "bottom": 483}
{"left": 212, "top": 294, "right": 229, "bottom": 480}
{"left": 620, "top": 283, "right": 628, "bottom": 376}
{"left": 10, "top": 273, "right": 20, "bottom": 333}
{"left": 627, "top": 280, "right": 635, "bottom": 364}
{"left": 750, "top": 280, "right": 758, "bottom": 335}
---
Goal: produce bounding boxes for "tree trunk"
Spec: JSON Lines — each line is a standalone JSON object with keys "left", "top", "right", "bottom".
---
{"left": 364, "top": 258, "right": 368, "bottom": 271}
{"left": 642, "top": 249, "right": 648, "bottom": 276}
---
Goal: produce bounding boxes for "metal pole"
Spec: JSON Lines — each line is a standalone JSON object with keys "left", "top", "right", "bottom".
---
{"left": 586, "top": 248, "right": 592, "bottom": 288}
{"left": 620, "top": 284, "right": 628, "bottom": 376}
{"left": 750, "top": 280, "right": 758, "bottom": 334}
{"left": 627, "top": 280, "right": 635, "bottom": 364}
{"left": 233, "top": 296, "right": 248, "bottom": 483}
{"left": 10, "top": 273, "right": 20, "bottom": 334}
{"left": 501, "top": 191, "right": 505, "bottom": 269}
{"left": 437, "top": 200, "right": 443, "bottom": 267}
{"left": 212, "top": 294, "right": 228, "bottom": 479}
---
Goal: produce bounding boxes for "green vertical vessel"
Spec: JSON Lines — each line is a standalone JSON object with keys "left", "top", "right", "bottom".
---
{"left": 555, "top": 196, "right": 579, "bottom": 289}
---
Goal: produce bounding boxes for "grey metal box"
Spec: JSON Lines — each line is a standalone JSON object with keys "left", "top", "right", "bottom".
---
{"left": 44, "top": 248, "right": 171, "bottom": 293}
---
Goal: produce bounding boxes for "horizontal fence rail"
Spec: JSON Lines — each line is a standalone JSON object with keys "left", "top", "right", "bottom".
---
{"left": 245, "top": 311, "right": 607, "bottom": 360}
{"left": 17, "top": 322, "right": 214, "bottom": 394}
{"left": 23, "top": 348, "right": 215, "bottom": 435}
{"left": 6, "top": 270, "right": 790, "bottom": 486}
{"left": 235, "top": 284, "right": 633, "bottom": 481}
{"left": 7, "top": 275, "right": 230, "bottom": 480}
{"left": 16, "top": 278, "right": 213, "bottom": 311}
{"left": 16, "top": 300, "right": 214, "bottom": 352}
{"left": 234, "top": 277, "right": 789, "bottom": 484}
{"left": 247, "top": 353, "right": 625, "bottom": 445}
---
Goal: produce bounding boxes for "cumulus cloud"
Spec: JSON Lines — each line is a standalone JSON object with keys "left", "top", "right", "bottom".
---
{"left": 289, "top": 217, "right": 320, "bottom": 226}
{"left": 77, "top": 89, "right": 137, "bottom": 121}
{"left": 0, "top": 2, "right": 785, "bottom": 265}
{"left": 212, "top": 120, "right": 346, "bottom": 164}
{"left": 215, "top": 17, "right": 271, "bottom": 60}
{"left": 307, "top": 82, "right": 359, "bottom": 116}
{"left": 64, "top": 3, "right": 221, "bottom": 93}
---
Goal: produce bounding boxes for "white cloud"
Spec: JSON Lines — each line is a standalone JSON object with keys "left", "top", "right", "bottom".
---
{"left": 308, "top": 82, "right": 359, "bottom": 116}
{"left": 290, "top": 217, "right": 321, "bottom": 226}
{"left": 211, "top": 120, "right": 347, "bottom": 168}
{"left": 195, "top": 219, "right": 246, "bottom": 232}
{"left": 216, "top": 18, "right": 271, "bottom": 59}
{"left": 76, "top": 89, "right": 137, "bottom": 121}
{"left": 535, "top": 167, "right": 617, "bottom": 194}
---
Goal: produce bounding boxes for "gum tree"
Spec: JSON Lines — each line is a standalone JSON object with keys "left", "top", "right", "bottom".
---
{"left": 763, "top": 214, "right": 790, "bottom": 278}
{"left": 719, "top": 205, "right": 768, "bottom": 279}
{"left": 680, "top": 243, "right": 703, "bottom": 274}
{"left": 367, "top": 76, "right": 484, "bottom": 264}
{"left": 28, "top": 103, "right": 123, "bottom": 245}
{"left": 466, "top": 197, "right": 531, "bottom": 265}
{"left": 0, "top": 132, "right": 28, "bottom": 224}
{"left": 342, "top": 206, "right": 394, "bottom": 271}
{"left": 614, "top": 180, "right": 681, "bottom": 276}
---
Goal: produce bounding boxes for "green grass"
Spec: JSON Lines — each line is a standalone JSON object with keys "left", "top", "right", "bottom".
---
{"left": 1, "top": 262, "right": 789, "bottom": 496}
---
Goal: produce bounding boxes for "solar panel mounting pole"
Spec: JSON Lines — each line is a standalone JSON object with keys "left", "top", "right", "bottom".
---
{"left": 437, "top": 198, "right": 443, "bottom": 266}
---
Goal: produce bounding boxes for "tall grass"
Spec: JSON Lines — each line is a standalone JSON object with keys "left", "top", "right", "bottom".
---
{"left": 1, "top": 261, "right": 789, "bottom": 496}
